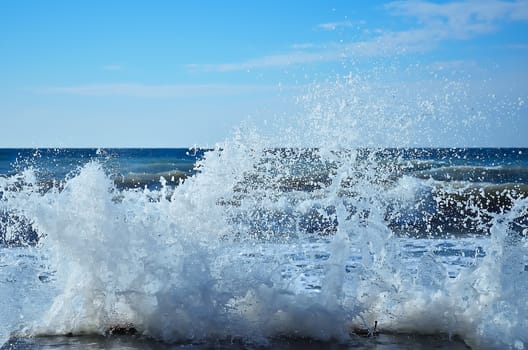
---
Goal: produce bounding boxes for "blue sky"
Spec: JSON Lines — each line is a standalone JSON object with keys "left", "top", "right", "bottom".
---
{"left": 1, "top": 0, "right": 527, "bottom": 147}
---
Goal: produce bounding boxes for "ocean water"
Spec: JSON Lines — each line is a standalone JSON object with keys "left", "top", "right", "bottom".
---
{"left": 1, "top": 79, "right": 527, "bottom": 350}
{"left": 1, "top": 146, "right": 527, "bottom": 350}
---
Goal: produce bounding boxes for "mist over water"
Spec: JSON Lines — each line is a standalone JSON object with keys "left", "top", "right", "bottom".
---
{"left": 1, "top": 73, "right": 527, "bottom": 349}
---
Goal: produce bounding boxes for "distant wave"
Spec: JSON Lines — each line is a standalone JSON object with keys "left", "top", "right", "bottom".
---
{"left": 413, "top": 166, "right": 528, "bottom": 184}
{"left": 112, "top": 170, "right": 188, "bottom": 189}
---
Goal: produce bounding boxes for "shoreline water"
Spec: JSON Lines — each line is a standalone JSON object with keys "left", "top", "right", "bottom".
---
{"left": 2, "top": 332, "right": 471, "bottom": 350}
{"left": 1, "top": 147, "right": 526, "bottom": 349}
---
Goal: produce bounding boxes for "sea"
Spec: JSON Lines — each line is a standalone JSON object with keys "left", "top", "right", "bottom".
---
{"left": 0, "top": 145, "right": 527, "bottom": 350}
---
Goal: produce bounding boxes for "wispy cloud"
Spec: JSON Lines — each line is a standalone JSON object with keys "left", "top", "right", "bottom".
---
{"left": 188, "top": 0, "right": 528, "bottom": 72}
{"left": 385, "top": 0, "right": 528, "bottom": 39}
{"left": 505, "top": 43, "right": 528, "bottom": 50}
{"left": 35, "top": 83, "right": 277, "bottom": 98}
{"left": 187, "top": 50, "right": 346, "bottom": 72}
{"left": 102, "top": 64, "right": 124, "bottom": 71}
{"left": 290, "top": 43, "right": 319, "bottom": 50}
{"left": 187, "top": 29, "right": 436, "bottom": 72}
{"left": 429, "top": 60, "right": 479, "bottom": 71}
{"left": 317, "top": 21, "right": 354, "bottom": 31}
{"left": 387, "top": 0, "right": 528, "bottom": 22}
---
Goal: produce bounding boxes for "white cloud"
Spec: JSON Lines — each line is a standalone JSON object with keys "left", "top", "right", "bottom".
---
{"left": 350, "top": 28, "right": 439, "bottom": 55}
{"left": 35, "top": 83, "right": 277, "bottom": 98}
{"left": 387, "top": 0, "right": 528, "bottom": 21}
{"left": 188, "top": 1, "right": 528, "bottom": 72}
{"left": 187, "top": 30, "right": 436, "bottom": 72}
{"left": 317, "top": 21, "right": 354, "bottom": 31}
{"left": 187, "top": 50, "right": 346, "bottom": 72}
{"left": 385, "top": 0, "right": 528, "bottom": 39}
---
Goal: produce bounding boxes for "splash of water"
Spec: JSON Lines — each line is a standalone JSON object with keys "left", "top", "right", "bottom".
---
{"left": 0, "top": 74, "right": 527, "bottom": 349}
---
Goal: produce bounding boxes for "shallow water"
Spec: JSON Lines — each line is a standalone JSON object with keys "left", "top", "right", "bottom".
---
{"left": 1, "top": 333, "right": 470, "bottom": 350}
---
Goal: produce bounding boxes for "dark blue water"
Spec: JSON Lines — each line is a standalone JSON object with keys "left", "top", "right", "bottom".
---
{"left": 2, "top": 147, "right": 527, "bottom": 183}
{"left": 1, "top": 148, "right": 527, "bottom": 245}
{"left": 0, "top": 148, "right": 207, "bottom": 179}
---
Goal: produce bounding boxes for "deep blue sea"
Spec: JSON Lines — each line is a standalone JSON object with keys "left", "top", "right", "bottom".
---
{"left": 1, "top": 147, "right": 527, "bottom": 349}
